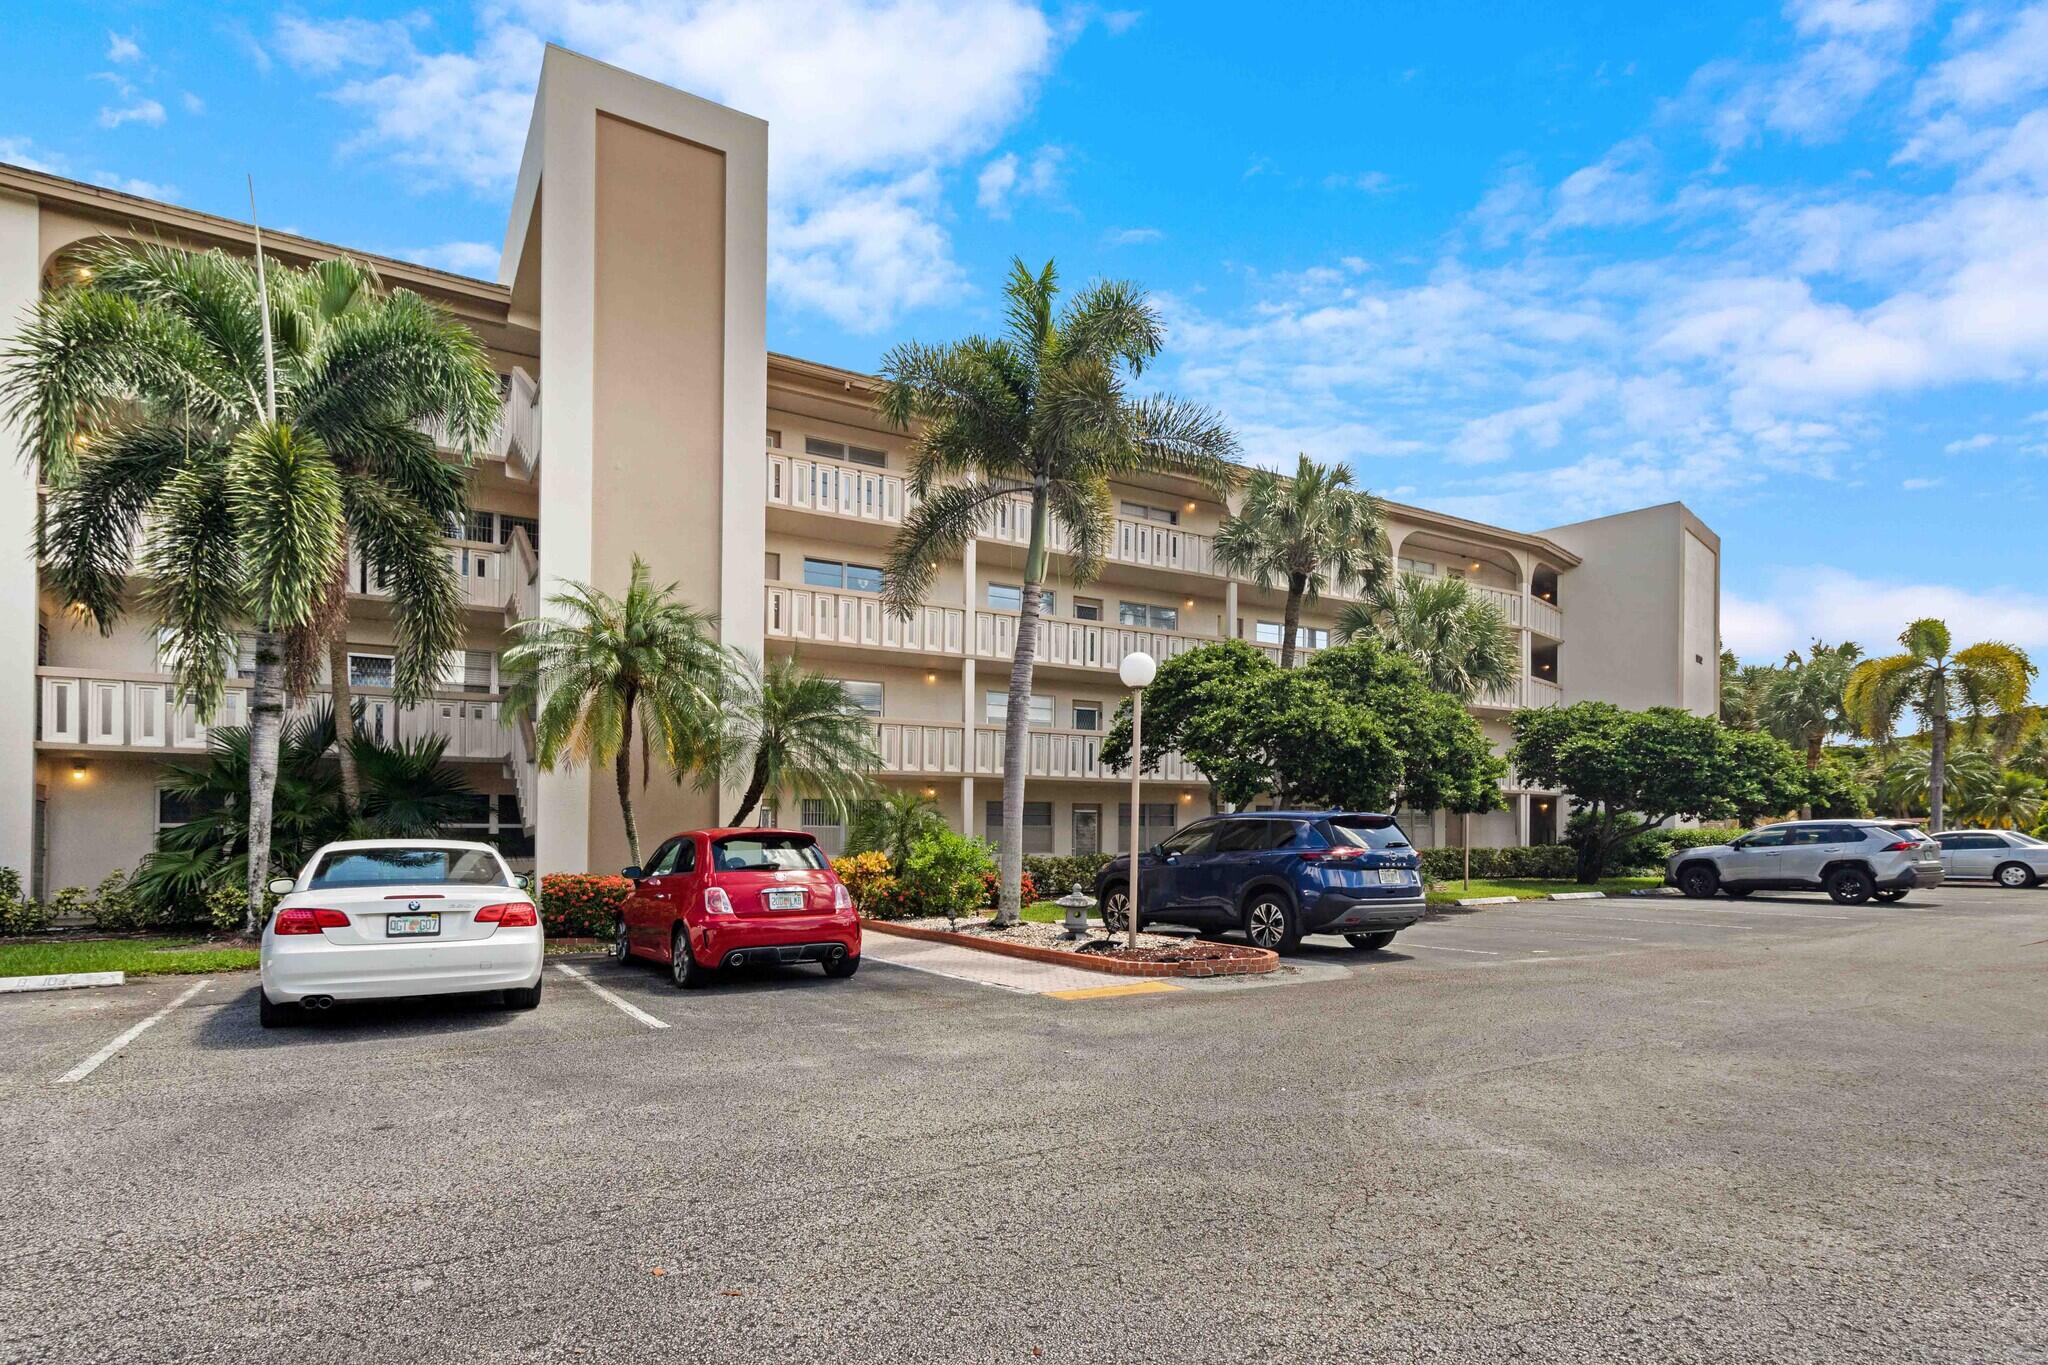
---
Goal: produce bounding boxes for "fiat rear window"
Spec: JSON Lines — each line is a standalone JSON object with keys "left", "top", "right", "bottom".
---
{"left": 712, "top": 835, "right": 828, "bottom": 872}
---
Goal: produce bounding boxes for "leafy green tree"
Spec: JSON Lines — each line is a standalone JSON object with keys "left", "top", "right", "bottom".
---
{"left": 721, "top": 655, "right": 880, "bottom": 828}
{"left": 1871, "top": 744, "right": 1997, "bottom": 820}
{"left": 1974, "top": 768, "right": 2046, "bottom": 830}
{"left": 1845, "top": 620, "right": 2034, "bottom": 832}
{"left": 1800, "top": 752, "right": 1873, "bottom": 819}
{"left": 847, "top": 789, "right": 946, "bottom": 867}
{"left": 1333, "top": 572, "right": 1518, "bottom": 701}
{"left": 1510, "top": 702, "right": 1807, "bottom": 882}
{"left": 3, "top": 242, "right": 498, "bottom": 931}
{"left": 1215, "top": 453, "right": 1388, "bottom": 669}
{"left": 1301, "top": 642, "right": 1508, "bottom": 814}
{"left": 1759, "top": 641, "right": 1862, "bottom": 818}
{"left": 876, "top": 258, "right": 1237, "bottom": 923}
{"left": 503, "top": 556, "right": 726, "bottom": 867}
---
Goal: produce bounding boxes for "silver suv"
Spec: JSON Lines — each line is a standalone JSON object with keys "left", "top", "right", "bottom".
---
{"left": 1667, "top": 820, "right": 1946, "bottom": 905}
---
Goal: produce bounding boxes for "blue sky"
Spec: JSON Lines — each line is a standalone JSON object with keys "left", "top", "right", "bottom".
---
{"left": 4, "top": 1, "right": 2048, "bottom": 673}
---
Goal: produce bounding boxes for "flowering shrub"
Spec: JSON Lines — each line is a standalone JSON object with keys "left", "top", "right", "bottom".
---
{"left": 830, "top": 852, "right": 899, "bottom": 918}
{"left": 979, "top": 869, "right": 1038, "bottom": 909}
{"left": 538, "top": 873, "right": 632, "bottom": 938}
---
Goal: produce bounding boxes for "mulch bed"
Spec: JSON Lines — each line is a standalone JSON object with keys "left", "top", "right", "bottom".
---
{"left": 1074, "top": 939, "right": 1272, "bottom": 967}
{"left": 862, "top": 917, "right": 1277, "bottom": 979}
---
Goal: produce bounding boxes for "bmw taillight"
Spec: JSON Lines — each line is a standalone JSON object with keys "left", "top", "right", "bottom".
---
{"left": 274, "top": 908, "right": 348, "bottom": 935}
{"left": 832, "top": 883, "right": 853, "bottom": 913}
{"left": 703, "top": 886, "right": 735, "bottom": 915}
{"left": 475, "top": 902, "right": 538, "bottom": 927}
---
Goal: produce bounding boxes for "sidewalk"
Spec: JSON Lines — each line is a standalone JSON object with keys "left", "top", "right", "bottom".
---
{"left": 859, "top": 931, "right": 1184, "bottom": 999}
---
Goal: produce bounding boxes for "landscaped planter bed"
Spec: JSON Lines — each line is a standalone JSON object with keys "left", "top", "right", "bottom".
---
{"left": 861, "top": 917, "right": 1278, "bottom": 978}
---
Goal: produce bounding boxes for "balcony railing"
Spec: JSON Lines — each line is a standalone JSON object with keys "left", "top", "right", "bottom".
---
{"left": 350, "top": 539, "right": 513, "bottom": 611}
{"left": 971, "top": 726, "right": 1202, "bottom": 783}
{"left": 872, "top": 721, "right": 967, "bottom": 775}
{"left": 420, "top": 367, "right": 540, "bottom": 480}
{"left": 766, "top": 585, "right": 966, "bottom": 656}
{"left": 36, "top": 669, "right": 513, "bottom": 760}
{"left": 973, "top": 612, "right": 1207, "bottom": 672}
{"left": 1526, "top": 595, "right": 1563, "bottom": 639}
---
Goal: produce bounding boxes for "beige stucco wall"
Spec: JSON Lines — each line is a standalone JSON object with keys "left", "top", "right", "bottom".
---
{"left": 1543, "top": 502, "right": 1719, "bottom": 717}
{"left": 0, "top": 192, "right": 38, "bottom": 878}
{"left": 36, "top": 754, "right": 159, "bottom": 890}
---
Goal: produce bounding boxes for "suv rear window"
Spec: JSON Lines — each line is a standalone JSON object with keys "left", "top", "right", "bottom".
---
{"left": 309, "top": 847, "right": 510, "bottom": 889}
{"left": 712, "top": 835, "right": 827, "bottom": 872}
{"left": 1323, "top": 815, "right": 1410, "bottom": 850}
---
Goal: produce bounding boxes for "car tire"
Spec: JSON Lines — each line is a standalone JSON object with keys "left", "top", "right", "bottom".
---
{"left": 1677, "top": 864, "right": 1719, "bottom": 899}
{"left": 257, "top": 988, "right": 292, "bottom": 1029}
{"left": 671, "top": 925, "right": 711, "bottom": 989}
{"left": 1099, "top": 888, "right": 1132, "bottom": 935}
{"left": 1243, "top": 892, "right": 1301, "bottom": 953}
{"left": 822, "top": 953, "right": 860, "bottom": 979}
{"left": 1874, "top": 887, "right": 1908, "bottom": 903}
{"left": 1826, "top": 866, "right": 1875, "bottom": 905}
{"left": 1994, "top": 861, "right": 2037, "bottom": 889}
{"left": 504, "top": 975, "right": 544, "bottom": 1010}
{"left": 1345, "top": 931, "right": 1398, "bottom": 951}
{"left": 611, "top": 916, "right": 632, "bottom": 964}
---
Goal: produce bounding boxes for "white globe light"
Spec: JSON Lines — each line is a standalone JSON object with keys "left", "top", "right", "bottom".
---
{"left": 1119, "top": 651, "right": 1158, "bottom": 689}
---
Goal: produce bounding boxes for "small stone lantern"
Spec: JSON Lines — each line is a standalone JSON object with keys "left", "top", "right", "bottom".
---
{"left": 1055, "top": 883, "right": 1095, "bottom": 941}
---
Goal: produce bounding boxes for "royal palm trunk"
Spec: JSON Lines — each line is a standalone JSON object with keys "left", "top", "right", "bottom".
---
{"left": 327, "top": 631, "right": 361, "bottom": 816}
{"left": 1280, "top": 571, "right": 1308, "bottom": 670}
{"left": 996, "top": 494, "right": 1051, "bottom": 926}
{"left": 1928, "top": 694, "right": 1949, "bottom": 834}
{"left": 243, "top": 631, "right": 288, "bottom": 935}
{"left": 616, "top": 691, "right": 642, "bottom": 867}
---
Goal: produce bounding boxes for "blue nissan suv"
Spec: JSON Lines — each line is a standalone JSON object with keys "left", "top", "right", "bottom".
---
{"left": 1094, "top": 811, "right": 1426, "bottom": 953}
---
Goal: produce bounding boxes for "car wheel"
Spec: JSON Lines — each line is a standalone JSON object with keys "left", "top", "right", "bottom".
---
{"left": 1826, "top": 867, "right": 1874, "bottom": 905}
{"left": 611, "top": 917, "right": 632, "bottom": 964}
{"left": 504, "top": 975, "right": 544, "bottom": 1010}
{"left": 257, "top": 989, "right": 293, "bottom": 1029}
{"left": 1994, "top": 861, "right": 2037, "bottom": 889}
{"left": 1677, "top": 864, "right": 1718, "bottom": 899}
{"left": 1243, "top": 893, "right": 1301, "bottom": 953}
{"left": 1099, "top": 888, "right": 1131, "bottom": 935}
{"left": 1345, "top": 931, "right": 1398, "bottom": 952}
{"left": 822, "top": 953, "right": 860, "bottom": 979}
{"left": 671, "top": 925, "right": 711, "bottom": 989}
{"left": 1874, "top": 887, "right": 1908, "bottom": 903}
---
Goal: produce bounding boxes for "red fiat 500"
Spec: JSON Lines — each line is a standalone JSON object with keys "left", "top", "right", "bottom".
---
{"left": 613, "top": 829, "right": 860, "bottom": 988}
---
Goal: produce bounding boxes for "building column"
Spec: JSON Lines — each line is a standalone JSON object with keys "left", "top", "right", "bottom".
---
{"left": 1223, "top": 579, "right": 1238, "bottom": 640}
{"left": 1515, "top": 793, "right": 1531, "bottom": 847}
{"left": 959, "top": 777, "right": 975, "bottom": 841}
{"left": 0, "top": 191, "right": 40, "bottom": 882}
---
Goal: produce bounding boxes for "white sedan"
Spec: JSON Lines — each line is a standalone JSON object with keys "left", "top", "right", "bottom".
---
{"left": 259, "top": 840, "right": 544, "bottom": 1027}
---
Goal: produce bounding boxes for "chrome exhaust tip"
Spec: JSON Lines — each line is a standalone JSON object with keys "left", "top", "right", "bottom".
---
{"left": 301, "top": 994, "right": 334, "bottom": 1011}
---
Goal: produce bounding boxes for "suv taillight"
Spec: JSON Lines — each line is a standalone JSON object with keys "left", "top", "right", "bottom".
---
{"left": 1880, "top": 840, "right": 1919, "bottom": 852}
{"left": 1300, "top": 846, "right": 1368, "bottom": 862}
{"left": 475, "top": 902, "right": 538, "bottom": 927}
{"left": 274, "top": 908, "right": 348, "bottom": 935}
{"left": 703, "top": 886, "right": 735, "bottom": 915}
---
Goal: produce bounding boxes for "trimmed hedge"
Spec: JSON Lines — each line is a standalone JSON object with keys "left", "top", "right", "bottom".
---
{"left": 1023, "top": 853, "right": 1115, "bottom": 897}
{"left": 538, "top": 873, "right": 631, "bottom": 938}
{"left": 1419, "top": 845, "right": 1578, "bottom": 882}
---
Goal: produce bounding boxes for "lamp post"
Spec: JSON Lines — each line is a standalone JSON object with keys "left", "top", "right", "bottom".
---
{"left": 1119, "top": 651, "right": 1157, "bottom": 951}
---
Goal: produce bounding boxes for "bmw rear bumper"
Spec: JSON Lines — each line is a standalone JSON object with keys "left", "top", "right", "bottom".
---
{"left": 262, "top": 931, "right": 543, "bottom": 1002}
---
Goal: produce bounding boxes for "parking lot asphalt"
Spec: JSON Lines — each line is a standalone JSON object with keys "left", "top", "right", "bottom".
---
{"left": 2, "top": 883, "right": 2044, "bottom": 1364}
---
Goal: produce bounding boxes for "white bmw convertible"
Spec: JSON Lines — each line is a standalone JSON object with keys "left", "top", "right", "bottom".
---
{"left": 258, "top": 840, "right": 544, "bottom": 1027}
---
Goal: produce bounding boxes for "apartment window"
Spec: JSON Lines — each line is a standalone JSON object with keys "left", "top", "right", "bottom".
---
{"left": 1117, "top": 802, "right": 1179, "bottom": 851}
{"left": 984, "top": 800, "right": 1054, "bottom": 854}
{"left": 348, "top": 653, "right": 395, "bottom": 689}
{"left": 1398, "top": 556, "right": 1436, "bottom": 578}
{"left": 1073, "top": 597, "right": 1103, "bottom": 622}
{"left": 1072, "top": 805, "right": 1101, "bottom": 857}
{"left": 497, "top": 514, "right": 539, "bottom": 550}
{"left": 832, "top": 679, "right": 885, "bottom": 717}
{"left": 1119, "top": 500, "right": 1180, "bottom": 525}
{"left": 1072, "top": 702, "right": 1102, "bottom": 732}
{"left": 450, "top": 650, "right": 495, "bottom": 694}
{"left": 157, "top": 629, "right": 260, "bottom": 680}
{"left": 1119, "top": 601, "right": 1179, "bottom": 632}
{"left": 804, "top": 436, "right": 886, "bottom": 468}
{"left": 465, "top": 510, "right": 497, "bottom": 543}
{"left": 800, "top": 798, "right": 845, "bottom": 856}
{"left": 803, "top": 557, "right": 884, "bottom": 593}
{"left": 765, "top": 552, "right": 782, "bottom": 581}
{"left": 985, "top": 691, "right": 1053, "bottom": 725}
{"left": 986, "top": 583, "right": 1054, "bottom": 615}
{"left": 155, "top": 786, "right": 204, "bottom": 837}
{"left": 766, "top": 428, "right": 782, "bottom": 449}
{"left": 1255, "top": 622, "right": 1326, "bottom": 650}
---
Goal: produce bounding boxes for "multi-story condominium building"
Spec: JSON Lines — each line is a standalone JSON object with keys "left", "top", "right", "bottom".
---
{"left": 0, "top": 49, "right": 1721, "bottom": 897}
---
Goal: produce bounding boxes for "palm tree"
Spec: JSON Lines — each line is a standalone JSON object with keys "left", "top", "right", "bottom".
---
{"left": 1720, "top": 649, "right": 1778, "bottom": 729}
{"left": 502, "top": 556, "right": 727, "bottom": 866}
{"left": 1974, "top": 768, "right": 2045, "bottom": 831}
{"left": 1872, "top": 744, "right": 1998, "bottom": 821}
{"left": 1759, "top": 639, "right": 1861, "bottom": 817}
{"left": 3, "top": 241, "right": 497, "bottom": 931}
{"left": 847, "top": 789, "right": 946, "bottom": 867}
{"left": 1332, "top": 572, "right": 1516, "bottom": 701}
{"left": 876, "top": 258, "right": 1237, "bottom": 923}
{"left": 722, "top": 655, "right": 881, "bottom": 828}
{"left": 1215, "top": 454, "right": 1388, "bottom": 669}
{"left": 1845, "top": 620, "right": 2034, "bottom": 832}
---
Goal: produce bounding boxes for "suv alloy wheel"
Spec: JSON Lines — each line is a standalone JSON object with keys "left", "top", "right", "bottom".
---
{"left": 1100, "top": 888, "right": 1131, "bottom": 934}
{"left": 1244, "top": 892, "right": 1300, "bottom": 953}
{"left": 1677, "top": 864, "right": 1719, "bottom": 899}
{"left": 1826, "top": 866, "right": 1874, "bottom": 905}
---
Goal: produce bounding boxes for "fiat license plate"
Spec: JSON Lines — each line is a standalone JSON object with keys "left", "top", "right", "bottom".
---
{"left": 1377, "top": 869, "right": 1411, "bottom": 886}
{"left": 764, "top": 889, "right": 806, "bottom": 911}
{"left": 386, "top": 913, "right": 441, "bottom": 937}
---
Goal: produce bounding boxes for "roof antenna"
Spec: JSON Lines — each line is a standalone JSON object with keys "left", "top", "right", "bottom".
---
{"left": 248, "top": 174, "right": 277, "bottom": 424}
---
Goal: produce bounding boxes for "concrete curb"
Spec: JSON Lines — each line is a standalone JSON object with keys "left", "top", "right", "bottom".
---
{"left": 0, "top": 970, "right": 125, "bottom": 994}
{"left": 1627, "top": 888, "right": 1682, "bottom": 898}
{"left": 1547, "top": 891, "right": 1607, "bottom": 901}
{"left": 1452, "top": 896, "right": 1520, "bottom": 907}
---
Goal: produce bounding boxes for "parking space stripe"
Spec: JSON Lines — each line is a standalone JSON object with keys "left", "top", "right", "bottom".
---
{"left": 1042, "top": 981, "right": 1183, "bottom": 1001}
{"left": 554, "top": 964, "right": 671, "bottom": 1029}
{"left": 1399, "top": 942, "right": 1503, "bottom": 956}
{"left": 55, "top": 979, "right": 210, "bottom": 1085}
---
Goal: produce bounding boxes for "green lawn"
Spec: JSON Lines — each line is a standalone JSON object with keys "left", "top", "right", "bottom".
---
{"left": 0, "top": 939, "right": 260, "bottom": 979}
{"left": 1425, "top": 876, "right": 1662, "bottom": 904}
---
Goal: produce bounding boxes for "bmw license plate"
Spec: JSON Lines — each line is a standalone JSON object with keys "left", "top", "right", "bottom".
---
{"left": 386, "top": 913, "right": 441, "bottom": 937}
{"left": 1377, "top": 869, "right": 1411, "bottom": 886}
{"left": 764, "top": 889, "right": 807, "bottom": 911}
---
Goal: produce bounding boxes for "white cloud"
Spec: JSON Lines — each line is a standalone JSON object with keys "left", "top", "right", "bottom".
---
{"left": 1900, "top": 475, "right": 1941, "bottom": 489}
{"left": 106, "top": 32, "right": 143, "bottom": 64}
{"left": 1324, "top": 170, "right": 1397, "bottom": 194}
{"left": 0, "top": 136, "right": 66, "bottom": 175}
{"left": 1725, "top": 566, "right": 2048, "bottom": 660}
{"left": 97, "top": 99, "right": 165, "bottom": 129}
{"left": 180, "top": 91, "right": 205, "bottom": 115}
{"left": 278, "top": 1, "right": 1063, "bottom": 329}
{"left": 1912, "top": 2, "right": 2048, "bottom": 112}
{"left": 976, "top": 144, "right": 1062, "bottom": 217}
{"left": 396, "top": 241, "right": 503, "bottom": 276}
{"left": 1944, "top": 432, "right": 1997, "bottom": 453}
{"left": 91, "top": 172, "right": 179, "bottom": 201}
{"left": 1106, "top": 226, "right": 1162, "bottom": 245}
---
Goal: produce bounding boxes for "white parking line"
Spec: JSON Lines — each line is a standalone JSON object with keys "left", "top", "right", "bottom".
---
{"left": 554, "top": 964, "right": 671, "bottom": 1029}
{"left": 55, "top": 979, "right": 210, "bottom": 1085}
{"left": 1399, "top": 942, "right": 1503, "bottom": 956}
{"left": 1535, "top": 910, "right": 1752, "bottom": 931}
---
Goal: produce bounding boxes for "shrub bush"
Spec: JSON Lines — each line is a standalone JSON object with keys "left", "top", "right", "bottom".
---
{"left": 0, "top": 867, "right": 51, "bottom": 936}
{"left": 537, "top": 873, "right": 631, "bottom": 938}
{"left": 980, "top": 869, "right": 1038, "bottom": 909}
{"left": 49, "top": 886, "right": 92, "bottom": 923}
{"left": 88, "top": 870, "right": 154, "bottom": 932}
{"left": 894, "top": 830, "right": 996, "bottom": 923}
{"left": 830, "top": 851, "right": 899, "bottom": 918}
{"left": 202, "top": 883, "right": 250, "bottom": 934}
{"left": 1022, "top": 853, "right": 1114, "bottom": 898}
{"left": 1419, "top": 844, "right": 1579, "bottom": 882}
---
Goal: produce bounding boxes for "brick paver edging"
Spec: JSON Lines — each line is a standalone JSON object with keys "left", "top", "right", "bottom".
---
{"left": 861, "top": 919, "right": 1279, "bottom": 978}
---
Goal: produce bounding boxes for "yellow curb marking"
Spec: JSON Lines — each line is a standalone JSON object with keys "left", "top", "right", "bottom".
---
{"left": 1042, "top": 980, "right": 1185, "bottom": 1001}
